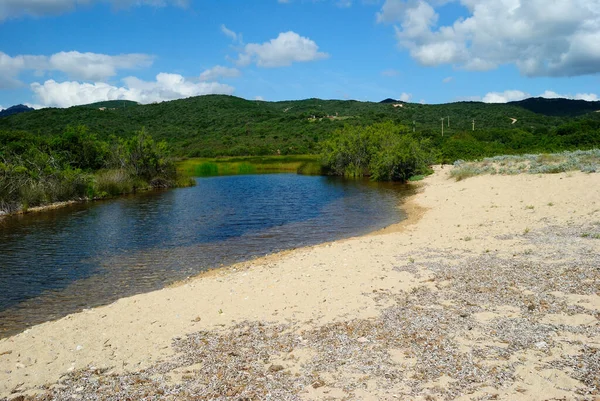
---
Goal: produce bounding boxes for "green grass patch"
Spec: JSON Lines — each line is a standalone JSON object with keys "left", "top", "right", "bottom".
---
{"left": 177, "top": 155, "right": 321, "bottom": 177}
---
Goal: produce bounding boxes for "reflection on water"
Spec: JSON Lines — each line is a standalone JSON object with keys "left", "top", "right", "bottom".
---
{"left": 0, "top": 174, "right": 412, "bottom": 337}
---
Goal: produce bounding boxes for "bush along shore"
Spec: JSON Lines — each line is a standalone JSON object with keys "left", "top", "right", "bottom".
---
{"left": 0, "top": 127, "right": 194, "bottom": 215}
{"left": 320, "top": 121, "right": 436, "bottom": 182}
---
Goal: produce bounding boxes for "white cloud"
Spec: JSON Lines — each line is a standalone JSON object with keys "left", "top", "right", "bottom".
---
{"left": 574, "top": 93, "right": 599, "bottom": 101}
{"left": 442, "top": 76, "right": 453, "bottom": 83}
{"left": 0, "top": 0, "right": 188, "bottom": 20}
{"left": 0, "top": 51, "right": 153, "bottom": 88}
{"left": 381, "top": 68, "right": 400, "bottom": 77}
{"left": 255, "top": 96, "right": 265, "bottom": 101}
{"left": 31, "top": 73, "right": 234, "bottom": 108}
{"left": 237, "top": 31, "right": 329, "bottom": 68}
{"left": 482, "top": 90, "right": 530, "bottom": 103}
{"left": 399, "top": 92, "right": 412, "bottom": 102}
{"left": 378, "top": 0, "right": 600, "bottom": 77}
{"left": 220, "top": 24, "right": 239, "bottom": 42}
{"left": 0, "top": 105, "right": 4, "bottom": 111}
{"left": 49, "top": 51, "right": 153, "bottom": 81}
{"left": 199, "top": 65, "right": 240, "bottom": 81}
{"left": 477, "top": 89, "right": 599, "bottom": 103}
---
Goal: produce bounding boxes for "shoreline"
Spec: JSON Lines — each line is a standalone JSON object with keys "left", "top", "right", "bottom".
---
{"left": 1, "top": 166, "right": 599, "bottom": 400}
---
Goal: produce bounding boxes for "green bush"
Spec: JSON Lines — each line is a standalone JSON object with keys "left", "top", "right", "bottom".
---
{"left": 321, "top": 122, "right": 435, "bottom": 181}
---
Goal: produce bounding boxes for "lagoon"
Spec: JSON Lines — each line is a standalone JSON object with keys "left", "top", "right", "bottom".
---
{"left": 0, "top": 174, "right": 411, "bottom": 337}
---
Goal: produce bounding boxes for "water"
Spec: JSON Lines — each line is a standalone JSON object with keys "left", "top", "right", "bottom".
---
{"left": 0, "top": 174, "right": 412, "bottom": 337}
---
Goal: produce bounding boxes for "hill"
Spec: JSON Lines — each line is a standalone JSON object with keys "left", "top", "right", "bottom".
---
{"left": 509, "top": 97, "right": 600, "bottom": 117}
{"left": 76, "top": 100, "right": 140, "bottom": 109}
{"left": 0, "top": 104, "right": 34, "bottom": 118}
{"left": 0, "top": 95, "right": 598, "bottom": 159}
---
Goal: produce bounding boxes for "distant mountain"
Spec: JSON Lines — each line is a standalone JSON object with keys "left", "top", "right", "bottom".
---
{"left": 0, "top": 104, "right": 34, "bottom": 118}
{"left": 510, "top": 97, "right": 600, "bottom": 117}
{"left": 379, "top": 98, "right": 399, "bottom": 104}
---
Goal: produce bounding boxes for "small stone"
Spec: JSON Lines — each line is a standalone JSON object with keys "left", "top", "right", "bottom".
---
{"left": 535, "top": 341, "right": 548, "bottom": 349}
{"left": 357, "top": 337, "right": 369, "bottom": 343}
{"left": 268, "top": 364, "right": 284, "bottom": 373}
{"left": 312, "top": 379, "right": 325, "bottom": 389}
{"left": 75, "top": 345, "right": 83, "bottom": 351}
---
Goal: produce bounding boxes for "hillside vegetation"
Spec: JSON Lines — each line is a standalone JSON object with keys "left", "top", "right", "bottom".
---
{"left": 1, "top": 95, "right": 599, "bottom": 160}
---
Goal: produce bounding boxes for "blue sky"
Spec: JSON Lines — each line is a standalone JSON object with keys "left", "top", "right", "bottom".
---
{"left": 0, "top": 0, "right": 598, "bottom": 110}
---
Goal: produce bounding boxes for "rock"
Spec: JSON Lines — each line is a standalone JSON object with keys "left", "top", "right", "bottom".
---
{"left": 535, "top": 341, "right": 548, "bottom": 349}
{"left": 312, "top": 379, "right": 325, "bottom": 388}
{"left": 268, "top": 364, "right": 284, "bottom": 373}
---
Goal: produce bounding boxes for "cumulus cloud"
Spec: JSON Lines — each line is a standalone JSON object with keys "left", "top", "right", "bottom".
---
{"left": 0, "top": 0, "right": 188, "bottom": 21}
{"left": 399, "top": 92, "right": 412, "bottom": 102}
{"left": 199, "top": 65, "right": 240, "bottom": 81}
{"left": 236, "top": 31, "right": 329, "bottom": 68}
{"left": 477, "top": 89, "right": 599, "bottom": 103}
{"left": 0, "top": 51, "right": 153, "bottom": 88}
{"left": 482, "top": 90, "right": 530, "bottom": 103}
{"left": 255, "top": 96, "right": 265, "bottom": 101}
{"left": 377, "top": 0, "right": 600, "bottom": 77}
{"left": 31, "top": 73, "right": 234, "bottom": 108}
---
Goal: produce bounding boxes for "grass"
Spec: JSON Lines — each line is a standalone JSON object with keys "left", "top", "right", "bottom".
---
{"left": 450, "top": 149, "right": 600, "bottom": 181}
{"left": 177, "top": 155, "right": 321, "bottom": 177}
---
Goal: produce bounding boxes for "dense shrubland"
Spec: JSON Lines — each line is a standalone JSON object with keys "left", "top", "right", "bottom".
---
{"left": 0, "top": 127, "right": 192, "bottom": 214}
{"left": 321, "top": 122, "right": 436, "bottom": 181}
{"left": 1, "top": 95, "right": 598, "bottom": 159}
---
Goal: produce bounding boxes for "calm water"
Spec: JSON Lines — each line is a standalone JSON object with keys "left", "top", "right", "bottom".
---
{"left": 0, "top": 174, "right": 412, "bottom": 337}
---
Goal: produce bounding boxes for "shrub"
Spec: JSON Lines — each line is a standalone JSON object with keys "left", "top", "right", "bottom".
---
{"left": 320, "top": 122, "right": 435, "bottom": 182}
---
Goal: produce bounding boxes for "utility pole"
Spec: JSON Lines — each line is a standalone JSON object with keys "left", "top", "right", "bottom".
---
{"left": 441, "top": 117, "right": 445, "bottom": 137}
{"left": 472, "top": 119, "right": 475, "bottom": 131}
{"left": 413, "top": 120, "right": 416, "bottom": 133}
{"left": 447, "top": 116, "right": 450, "bottom": 128}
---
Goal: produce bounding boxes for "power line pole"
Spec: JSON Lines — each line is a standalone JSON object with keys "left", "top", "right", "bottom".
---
{"left": 472, "top": 119, "right": 475, "bottom": 131}
{"left": 447, "top": 116, "right": 450, "bottom": 128}
{"left": 413, "top": 120, "right": 416, "bottom": 133}
{"left": 441, "top": 117, "right": 445, "bottom": 137}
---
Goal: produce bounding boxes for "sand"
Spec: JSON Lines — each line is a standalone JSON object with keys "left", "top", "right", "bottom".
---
{"left": 0, "top": 166, "right": 598, "bottom": 400}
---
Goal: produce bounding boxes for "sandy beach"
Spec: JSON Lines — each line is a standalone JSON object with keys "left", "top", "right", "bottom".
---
{"left": 1, "top": 166, "right": 598, "bottom": 400}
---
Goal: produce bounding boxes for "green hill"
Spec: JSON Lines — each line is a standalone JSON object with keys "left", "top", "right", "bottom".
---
{"left": 509, "top": 97, "right": 600, "bottom": 117}
{"left": 76, "top": 100, "right": 139, "bottom": 109}
{"left": 1, "top": 95, "right": 598, "bottom": 159}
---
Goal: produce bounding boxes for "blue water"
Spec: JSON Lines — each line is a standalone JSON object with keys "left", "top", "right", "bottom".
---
{"left": 0, "top": 174, "right": 411, "bottom": 336}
